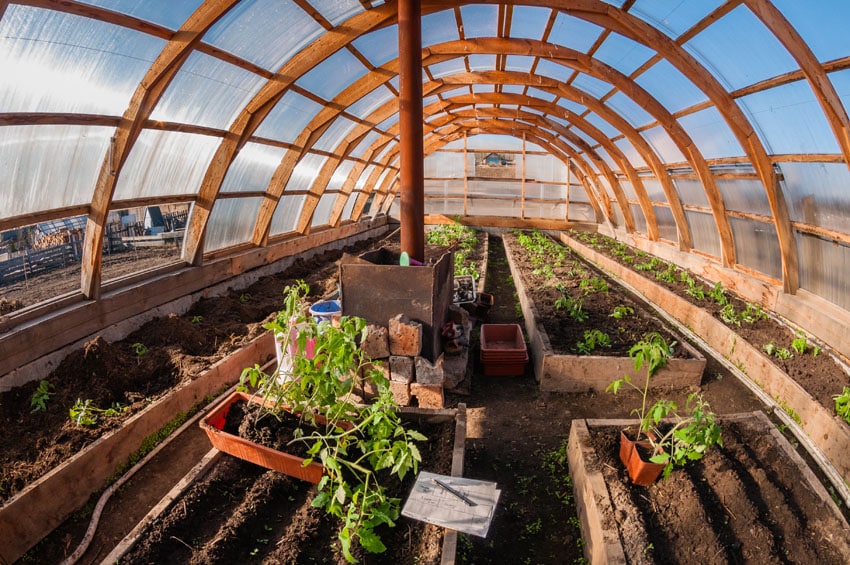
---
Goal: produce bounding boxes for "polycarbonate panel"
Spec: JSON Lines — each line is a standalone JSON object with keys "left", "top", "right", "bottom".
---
{"left": 424, "top": 152, "right": 465, "bottom": 178}
{"left": 254, "top": 91, "right": 323, "bottom": 144}
{"left": 296, "top": 50, "right": 367, "bottom": 101}
{"left": 0, "top": 125, "right": 111, "bottom": 218}
{"left": 463, "top": 54, "right": 492, "bottom": 72}
{"left": 376, "top": 113, "right": 399, "bottom": 132}
{"left": 796, "top": 231, "right": 850, "bottom": 310}
{"left": 285, "top": 153, "right": 327, "bottom": 191}
{"left": 686, "top": 210, "right": 721, "bottom": 258}
{"left": 326, "top": 160, "right": 356, "bottom": 192}
{"left": 730, "top": 217, "right": 782, "bottom": 280}
{"left": 557, "top": 98, "right": 588, "bottom": 115}
{"left": 717, "top": 179, "right": 772, "bottom": 217}
{"left": 115, "top": 130, "right": 220, "bottom": 200}
{"left": 352, "top": 24, "right": 399, "bottom": 67}
{"left": 832, "top": 70, "right": 850, "bottom": 123}
{"left": 468, "top": 180, "right": 521, "bottom": 198}
{"left": 311, "top": 193, "right": 337, "bottom": 227}
{"left": 203, "top": 0, "right": 322, "bottom": 72}
{"left": 425, "top": 198, "right": 464, "bottom": 216}
{"left": 569, "top": 203, "right": 595, "bottom": 221}
{"left": 311, "top": 0, "right": 363, "bottom": 26}
{"left": 0, "top": 6, "right": 164, "bottom": 115}
{"left": 635, "top": 60, "right": 709, "bottom": 114}
{"left": 630, "top": 204, "right": 647, "bottom": 233}
{"left": 773, "top": 0, "right": 850, "bottom": 63}
{"left": 510, "top": 6, "right": 550, "bottom": 40}
{"left": 572, "top": 73, "right": 613, "bottom": 99}
{"left": 77, "top": 0, "right": 200, "bottom": 29}
{"left": 350, "top": 131, "right": 383, "bottom": 160}
{"left": 341, "top": 192, "right": 357, "bottom": 222}
{"left": 642, "top": 179, "right": 666, "bottom": 202}
{"left": 595, "top": 32, "right": 654, "bottom": 76}
{"left": 270, "top": 193, "right": 307, "bottom": 235}
{"left": 347, "top": 85, "right": 394, "bottom": 120}
{"left": 526, "top": 202, "right": 566, "bottom": 220}
{"left": 738, "top": 81, "right": 839, "bottom": 154}
{"left": 572, "top": 128, "right": 598, "bottom": 149}
{"left": 429, "top": 59, "right": 467, "bottom": 79}
{"left": 526, "top": 154, "right": 566, "bottom": 182}
{"left": 440, "top": 87, "right": 471, "bottom": 100}
{"left": 619, "top": 180, "right": 636, "bottom": 201}
{"left": 505, "top": 56, "right": 535, "bottom": 73}
{"left": 583, "top": 113, "right": 620, "bottom": 138}
{"left": 611, "top": 203, "right": 624, "bottom": 228}
{"left": 535, "top": 59, "right": 573, "bottom": 82}
{"left": 570, "top": 184, "right": 590, "bottom": 203}
{"left": 613, "top": 138, "right": 648, "bottom": 169}
{"left": 150, "top": 52, "right": 265, "bottom": 129}
{"left": 606, "top": 92, "right": 655, "bottom": 128}
{"left": 549, "top": 12, "right": 603, "bottom": 53}
{"left": 464, "top": 134, "right": 525, "bottom": 151}
{"left": 468, "top": 198, "right": 521, "bottom": 218}
{"left": 355, "top": 165, "right": 375, "bottom": 191}
{"left": 422, "top": 10, "right": 460, "bottom": 47}
{"left": 678, "top": 107, "right": 745, "bottom": 159}
{"left": 673, "top": 178, "right": 710, "bottom": 207}
{"left": 779, "top": 162, "right": 850, "bottom": 234}
{"left": 470, "top": 84, "right": 495, "bottom": 94}
{"left": 630, "top": 0, "right": 722, "bottom": 38}
{"left": 424, "top": 180, "right": 463, "bottom": 196}
{"left": 595, "top": 147, "right": 618, "bottom": 172}
{"left": 526, "top": 183, "right": 566, "bottom": 201}
{"left": 500, "top": 84, "right": 524, "bottom": 95}
{"left": 459, "top": 5, "right": 497, "bottom": 38}
{"left": 642, "top": 126, "right": 686, "bottom": 164}
{"left": 684, "top": 5, "right": 797, "bottom": 91}
{"left": 204, "top": 197, "right": 262, "bottom": 252}
{"left": 312, "top": 117, "right": 358, "bottom": 153}
{"left": 654, "top": 206, "right": 678, "bottom": 242}
{"left": 220, "top": 142, "right": 286, "bottom": 193}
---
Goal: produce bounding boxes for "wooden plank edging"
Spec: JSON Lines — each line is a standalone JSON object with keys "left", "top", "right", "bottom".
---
{"left": 0, "top": 332, "right": 275, "bottom": 564}
{"left": 560, "top": 232, "right": 850, "bottom": 489}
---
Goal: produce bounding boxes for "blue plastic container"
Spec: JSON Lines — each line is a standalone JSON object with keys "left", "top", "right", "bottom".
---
{"left": 309, "top": 300, "right": 341, "bottom": 324}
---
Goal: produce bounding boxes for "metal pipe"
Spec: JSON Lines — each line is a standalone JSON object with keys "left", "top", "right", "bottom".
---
{"left": 397, "top": 0, "right": 425, "bottom": 263}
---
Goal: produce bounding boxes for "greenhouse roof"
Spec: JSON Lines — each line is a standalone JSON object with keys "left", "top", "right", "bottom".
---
{"left": 1, "top": 0, "right": 849, "bottom": 306}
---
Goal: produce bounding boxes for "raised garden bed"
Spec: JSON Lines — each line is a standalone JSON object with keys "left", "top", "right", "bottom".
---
{"left": 568, "top": 412, "right": 850, "bottom": 564}
{"left": 116, "top": 403, "right": 467, "bottom": 564}
{"left": 501, "top": 232, "right": 705, "bottom": 393}
{"left": 560, "top": 230, "right": 850, "bottom": 502}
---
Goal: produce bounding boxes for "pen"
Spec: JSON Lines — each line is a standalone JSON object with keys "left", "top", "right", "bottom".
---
{"left": 432, "top": 478, "right": 476, "bottom": 506}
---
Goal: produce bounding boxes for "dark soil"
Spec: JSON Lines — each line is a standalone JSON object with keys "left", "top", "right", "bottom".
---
{"left": 503, "top": 232, "right": 689, "bottom": 358}
{"left": 567, "top": 230, "right": 850, "bottom": 420}
{"left": 7, "top": 229, "right": 850, "bottom": 564}
{"left": 590, "top": 418, "right": 850, "bottom": 564}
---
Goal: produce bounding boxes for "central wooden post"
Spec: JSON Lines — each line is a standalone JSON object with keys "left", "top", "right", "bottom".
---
{"left": 398, "top": 0, "right": 425, "bottom": 263}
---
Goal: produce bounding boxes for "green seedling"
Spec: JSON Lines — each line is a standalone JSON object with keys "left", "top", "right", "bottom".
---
{"left": 579, "top": 276, "right": 608, "bottom": 295}
{"left": 610, "top": 305, "right": 634, "bottom": 319}
{"left": 741, "top": 302, "right": 769, "bottom": 323}
{"left": 576, "top": 329, "right": 611, "bottom": 355}
{"left": 131, "top": 342, "right": 148, "bottom": 357}
{"left": 239, "top": 293, "right": 251, "bottom": 303}
{"left": 69, "top": 399, "right": 125, "bottom": 427}
{"left": 720, "top": 303, "right": 740, "bottom": 326}
{"left": 791, "top": 332, "right": 808, "bottom": 355}
{"left": 30, "top": 379, "right": 54, "bottom": 413}
{"left": 763, "top": 341, "right": 792, "bottom": 360}
{"left": 835, "top": 387, "right": 850, "bottom": 425}
{"left": 708, "top": 282, "right": 728, "bottom": 305}
{"left": 554, "top": 295, "right": 588, "bottom": 322}
{"left": 191, "top": 315, "right": 203, "bottom": 324}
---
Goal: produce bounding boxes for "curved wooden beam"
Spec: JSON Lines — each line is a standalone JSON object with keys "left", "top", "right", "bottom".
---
{"left": 80, "top": 0, "right": 240, "bottom": 299}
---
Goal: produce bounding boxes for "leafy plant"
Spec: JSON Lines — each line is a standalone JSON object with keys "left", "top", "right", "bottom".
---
{"left": 719, "top": 303, "right": 740, "bottom": 326}
{"left": 835, "top": 387, "right": 850, "bottom": 425}
{"left": 576, "top": 329, "right": 611, "bottom": 355}
{"left": 579, "top": 276, "right": 608, "bottom": 295}
{"left": 740, "top": 302, "right": 768, "bottom": 324}
{"left": 30, "top": 379, "right": 54, "bottom": 413}
{"left": 610, "top": 305, "right": 634, "bottom": 320}
{"left": 131, "top": 342, "right": 148, "bottom": 357}
{"left": 634, "top": 257, "right": 662, "bottom": 272}
{"left": 607, "top": 333, "right": 721, "bottom": 479}
{"left": 238, "top": 281, "right": 426, "bottom": 562}
{"left": 763, "top": 341, "right": 792, "bottom": 360}
{"left": 554, "top": 295, "right": 588, "bottom": 322}
{"left": 191, "top": 315, "right": 203, "bottom": 324}
{"left": 655, "top": 263, "right": 678, "bottom": 284}
{"left": 239, "top": 293, "right": 251, "bottom": 304}
{"left": 69, "top": 399, "right": 125, "bottom": 427}
{"left": 791, "top": 332, "right": 808, "bottom": 355}
{"left": 707, "top": 282, "right": 728, "bottom": 306}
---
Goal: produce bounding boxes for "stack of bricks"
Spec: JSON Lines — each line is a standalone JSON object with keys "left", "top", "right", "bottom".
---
{"left": 358, "top": 313, "right": 444, "bottom": 409}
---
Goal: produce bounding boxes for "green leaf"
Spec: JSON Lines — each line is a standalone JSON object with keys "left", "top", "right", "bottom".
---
{"left": 357, "top": 527, "right": 387, "bottom": 554}
{"left": 335, "top": 484, "right": 347, "bottom": 505}
{"left": 408, "top": 430, "right": 428, "bottom": 442}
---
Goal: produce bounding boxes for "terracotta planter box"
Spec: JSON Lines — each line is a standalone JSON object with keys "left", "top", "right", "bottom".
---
{"left": 0, "top": 332, "right": 276, "bottom": 565}
{"left": 501, "top": 235, "right": 705, "bottom": 393}
{"left": 560, "top": 231, "right": 850, "bottom": 499}
{"left": 480, "top": 323, "right": 528, "bottom": 376}
{"left": 200, "top": 390, "right": 328, "bottom": 483}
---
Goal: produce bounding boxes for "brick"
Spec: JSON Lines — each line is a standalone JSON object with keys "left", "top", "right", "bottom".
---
{"left": 415, "top": 355, "right": 445, "bottom": 386}
{"left": 411, "top": 383, "right": 444, "bottom": 409}
{"left": 360, "top": 361, "right": 388, "bottom": 399}
{"left": 360, "top": 324, "right": 390, "bottom": 359}
{"left": 389, "top": 355, "right": 414, "bottom": 384}
{"left": 389, "top": 314, "right": 422, "bottom": 357}
{"left": 389, "top": 380, "right": 411, "bottom": 406}
{"left": 442, "top": 351, "right": 470, "bottom": 390}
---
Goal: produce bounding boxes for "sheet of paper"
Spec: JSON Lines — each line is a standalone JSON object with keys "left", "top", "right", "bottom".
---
{"left": 401, "top": 470, "right": 500, "bottom": 538}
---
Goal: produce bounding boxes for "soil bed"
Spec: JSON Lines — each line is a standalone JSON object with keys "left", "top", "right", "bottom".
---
{"left": 583, "top": 414, "right": 850, "bottom": 564}
{"left": 121, "top": 418, "right": 455, "bottom": 564}
{"left": 503, "top": 232, "right": 688, "bottom": 358}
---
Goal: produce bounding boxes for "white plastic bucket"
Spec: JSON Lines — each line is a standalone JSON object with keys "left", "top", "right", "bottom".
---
{"left": 309, "top": 299, "right": 341, "bottom": 324}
